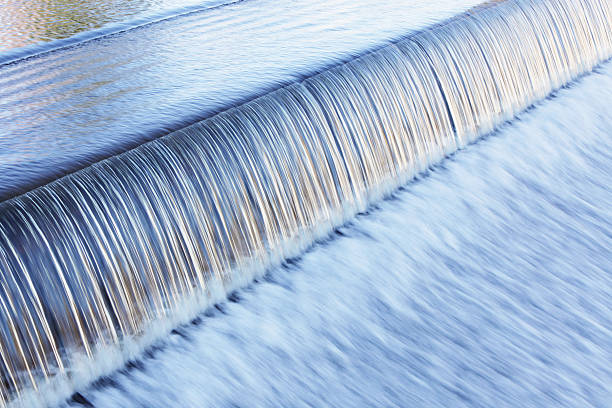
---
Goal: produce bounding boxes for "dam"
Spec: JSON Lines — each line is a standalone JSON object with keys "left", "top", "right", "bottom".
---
{"left": 0, "top": 0, "right": 610, "bottom": 406}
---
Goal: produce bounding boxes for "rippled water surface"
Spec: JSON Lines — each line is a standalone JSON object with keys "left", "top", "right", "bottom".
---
{"left": 0, "top": 0, "right": 482, "bottom": 201}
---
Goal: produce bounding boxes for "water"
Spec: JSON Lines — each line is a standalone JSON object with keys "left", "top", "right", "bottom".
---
{"left": 60, "top": 57, "right": 612, "bottom": 408}
{"left": 0, "top": 0, "right": 610, "bottom": 406}
{"left": 0, "top": 0, "right": 483, "bottom": 201}
{"left": 0, "top": 0, "right": 210, "bottom": 52}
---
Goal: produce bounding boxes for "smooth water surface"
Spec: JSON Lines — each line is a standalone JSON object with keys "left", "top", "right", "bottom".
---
{"left": 0, "top": 0, "right": 209, "bottom": 51}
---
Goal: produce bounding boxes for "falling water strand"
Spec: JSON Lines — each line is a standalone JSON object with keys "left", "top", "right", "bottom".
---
{"left": 0, "top": 0, "right": 611, "bottom": 405}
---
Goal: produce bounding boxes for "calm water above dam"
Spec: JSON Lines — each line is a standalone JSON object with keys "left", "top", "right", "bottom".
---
{"left": 0, "top": 0, "right": 481, "bottom": 201}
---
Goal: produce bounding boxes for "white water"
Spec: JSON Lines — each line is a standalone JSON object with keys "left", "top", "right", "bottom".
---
{"left": 61, "top": 59, "right": 612, "bottom": 407}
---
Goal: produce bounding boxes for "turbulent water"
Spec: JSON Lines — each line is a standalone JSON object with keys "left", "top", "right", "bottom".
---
{"left": 0, "top": 0, "right": 611, "bottom": 406}
{"left": 60, "top": 56, "right": 612, "bottom": 408}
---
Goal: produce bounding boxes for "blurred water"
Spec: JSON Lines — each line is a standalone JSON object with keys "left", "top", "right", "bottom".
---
{"left": 2, "top": 1, "right": 609, "bottom": 405}
{"left": 1, "top": 0, "right": 611, "bottom": 406}
{"left": 0, "top": 0, "right": 482, "bottom": 201}
{"left": 61, "top": 59, "right": 612, "bottom": 408}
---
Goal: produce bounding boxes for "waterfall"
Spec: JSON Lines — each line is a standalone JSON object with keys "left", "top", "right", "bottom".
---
{"left": 0, "top": 0, "right": 610, "bottom": 405}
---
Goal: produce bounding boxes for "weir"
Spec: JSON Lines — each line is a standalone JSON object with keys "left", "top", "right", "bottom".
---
{"left": 0, "top": 0, "right": 610, "bottom": 405}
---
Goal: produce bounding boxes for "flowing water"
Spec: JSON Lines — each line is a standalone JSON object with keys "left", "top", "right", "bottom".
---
{"left": 0, "top": 0, "right": 611, "bottom": 406}
{"left": 59, "top": 55, "right": 612, "bottom": 408}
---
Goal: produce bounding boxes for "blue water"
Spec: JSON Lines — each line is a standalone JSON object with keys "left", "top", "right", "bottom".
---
{"left": 1, "top": 1, "right": 611, "bottom": 406}
{"left": 58, "top": 57, "right": 612, "bottom": 408}
{"left": 0, "top": 0, "right": 481, "bottom": 201}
